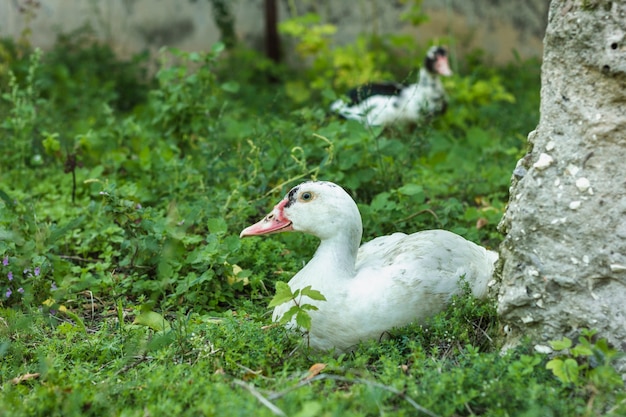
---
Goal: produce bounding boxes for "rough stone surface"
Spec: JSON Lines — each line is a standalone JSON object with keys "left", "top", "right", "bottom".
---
{"left": 498, "top": 0, "right": 626, "bottom": 374}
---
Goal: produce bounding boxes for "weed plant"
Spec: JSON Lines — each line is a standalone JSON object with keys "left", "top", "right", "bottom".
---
{"left": 1, "top": 16, "right": 624, "bottom": 416}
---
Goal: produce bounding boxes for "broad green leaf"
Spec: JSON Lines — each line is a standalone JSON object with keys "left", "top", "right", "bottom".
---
{"left": 561, "top": 358, "right": 580, "bottom": 384}
{"left": 300, "top": 285, "right": 327, "bottom": 302}
{"left": 546, "top": 358, "right": 579, "bottom": 384}
{"left": 211, "top": 42, "right": 225, "bottom": 54}
{"left": 397, "top": 183, "right": 424, "bottom": 196}
{"left": 207, "top": 218, "right": 228, "bottom": 235}
{"left": 592, "top": 337, "right": 610, "bottom": 353}
{"left": 295, "top": 310, "right": 312, "bottom": 330}
{"left": 570, "top": 344, "right": 593, "bottom": 357}
{"left": 370, "top": 192, "right": 392, "bottom": 211}
{"left": 222, "top": 235, "right": 241, "bottom": 252}
{"left": 278, "top": 305, "right": 300, "bottom": 325}
{"left": 133, "top": 311, "right": 172, "bottom": 332}
{"left": 268, "top": 282, "right": 295, "bottom": 308}
{"left": 548, "top": 337, "right": 572, "bottom": 351}
{"left": 546, "top": 359, "right": 564, "bottom": 382}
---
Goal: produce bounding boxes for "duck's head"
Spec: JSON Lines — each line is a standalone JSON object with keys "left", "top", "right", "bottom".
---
{"left": 240, "top": 181, "right": 362, "bottom": 241}
{"left": 424, "top": 46, "right": 452, "bottom": 76}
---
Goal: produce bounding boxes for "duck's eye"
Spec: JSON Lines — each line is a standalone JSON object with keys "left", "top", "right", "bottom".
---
{"left": 300, "top": 191, "right": 313, "bottom": 202}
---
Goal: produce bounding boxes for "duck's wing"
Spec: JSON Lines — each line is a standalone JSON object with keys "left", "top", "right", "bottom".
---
{"left": 346, "top": 82, "right": 406, "bottom": 105}
{"left": 355, "top": 229, "right": 497, "bottom": 299}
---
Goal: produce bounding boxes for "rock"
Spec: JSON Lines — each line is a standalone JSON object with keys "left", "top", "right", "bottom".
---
{"left": 497, "top": 0, "right": 626, "bottom": 374}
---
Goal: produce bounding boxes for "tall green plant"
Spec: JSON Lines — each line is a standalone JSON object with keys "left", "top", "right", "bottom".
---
{"left": 1, "top": 48, "right": 42, "bottom": 169}
{"left": 209, "top": 0, "right": 237, "bottom": 49}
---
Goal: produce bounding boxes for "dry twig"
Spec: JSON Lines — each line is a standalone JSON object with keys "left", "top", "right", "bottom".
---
{"left": 232, "top": 379, "right": 287, "bottom": 417}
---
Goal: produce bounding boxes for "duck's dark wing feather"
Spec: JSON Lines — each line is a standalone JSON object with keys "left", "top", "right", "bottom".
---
{"left": 346, "top": 82, "right": 406, "bottom": 105}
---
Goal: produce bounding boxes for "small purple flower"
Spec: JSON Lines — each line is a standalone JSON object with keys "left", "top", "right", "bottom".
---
{"left": 34, "top": 267, "right": 41, "bottom": 276}
{"left": 5, "top": 288, "right": 11, "bottom": 298}
{"left": 18, "top": 287, "right": 24, "bottom": 293}
{"left": 8, "top": 271, "right": 13, "bottom": 281}
{"left": 50, "top": 309, "right": 57, "bottom": 315}
{"left": 2, "top": 256, "right": 8, "bottom": 266}
{"left": 51, "top": 282, "right": 58, "bottom": 291}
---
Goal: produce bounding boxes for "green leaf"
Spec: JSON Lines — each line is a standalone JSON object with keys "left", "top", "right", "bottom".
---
{"left": 293, "top": 401, "right": 323, "bottom": 417}
{"left": 370, "top": 192, "right": 392, "bottom": 211}
{"left": 221, "top": 81, "right": 240, "bottom": 93}
{"left": 548, "top": 337, "right": 572, "bottom": 351}
{"left": 277, "top": 305, "right": 300, "bottom": 325}
{"left": 546, "top": 358, "right": 579, "bottom": 384}
{"left": 300, "top": 285, "right": 327, "bottom": 302}
{"left": 60, "top": 308, "right": 87, "bottom": 335}
{"left": 300, "top": 304, "right": 319, "bottom": 312}
{"left": 397, "top": 183, "right": 424, "bottom": 196}
{"left": 42, "top": 131, "right": 61, "bottom": 152}
{"left": 268, "top": 281, "right": 295, "bottom": 308}
{"left": 133, "top": 311, "right": 172, "bottom": 332}
{"left": 207, "top": 217, "right": 228, "bottom": 235}
{"left": 295, "top": 310, "right": 312, "bottom": 330}
{"left": 46, "top": 216, "right": 86, "bottom": 245}
{"left": 211, "top": 42, "right": 225, "bottom": 54}
{"left": 570, "top": 344, "right": 593, "bottom": 357}
{"left": 562, "top": 358, "right": 580, "bottom": 384}
{"left": 580, "top": 328, "right": 598, "bottom": 339}
{"left": 589, "top": 365, "right": 624, "bottom": 390}
{"left": 0, "top": 189, "right": 15, "bottom": 210}
{"left": 43, "top": 300, "right": 87, "bottom": 334}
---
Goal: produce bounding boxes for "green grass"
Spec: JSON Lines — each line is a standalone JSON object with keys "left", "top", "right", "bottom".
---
{"left": 0, "top": 297, "right": 588, "bottom": 417}
{"left": 0, "top": 27, "right": 624, "bottom": 416}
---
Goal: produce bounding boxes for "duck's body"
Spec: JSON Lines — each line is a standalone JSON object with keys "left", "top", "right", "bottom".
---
{"left": 241, "top": 181, "right": 497, "bottom": 352}
{"left": 330, "top": 46, "right": 452, "bottom": 127}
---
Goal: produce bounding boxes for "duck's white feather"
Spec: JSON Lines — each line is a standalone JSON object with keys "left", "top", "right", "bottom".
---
{"left": 241, "top": 181, "right": 497, "bottom": 352}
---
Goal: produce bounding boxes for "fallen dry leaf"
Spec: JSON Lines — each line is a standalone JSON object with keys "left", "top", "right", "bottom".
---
{"left": 304, "top": 363, "right": 326, "bottom": 380}
{"left": 11, "top": 373, "right": 40, "bottom": 384}
{"left": 476, "top": 217, "right": 489, "bottom": 229}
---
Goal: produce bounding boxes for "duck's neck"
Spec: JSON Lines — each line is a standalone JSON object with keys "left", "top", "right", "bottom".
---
{"left": 302, "top": 224, "right": 362, "bottom": 282}
{"left": 417, "top": 68, "right": 440, "bottom": 88}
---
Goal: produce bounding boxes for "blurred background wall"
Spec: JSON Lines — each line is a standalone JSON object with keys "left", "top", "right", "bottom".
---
{"left": 0, "top": 0, "right": 548, "bottom": 63}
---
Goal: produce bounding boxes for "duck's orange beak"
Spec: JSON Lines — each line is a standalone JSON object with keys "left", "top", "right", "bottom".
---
{"left": 240, "top": 199, "right": 294, "bottom": 237}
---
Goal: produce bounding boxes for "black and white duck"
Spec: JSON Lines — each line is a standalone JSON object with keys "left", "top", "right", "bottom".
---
{"left": 330, "top": 46, "right": 452, "bottom": 127}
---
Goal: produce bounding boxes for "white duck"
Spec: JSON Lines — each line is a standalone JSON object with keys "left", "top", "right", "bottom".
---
{"left": 240, "top": 181, "right": 498, "bottom": 352}
{"left": 330, "top": 45, "right": 452, "bottom": 127}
